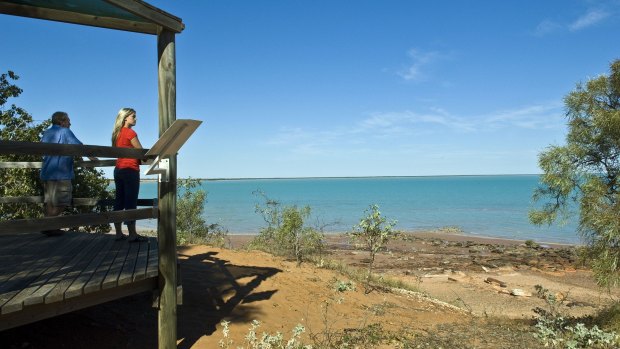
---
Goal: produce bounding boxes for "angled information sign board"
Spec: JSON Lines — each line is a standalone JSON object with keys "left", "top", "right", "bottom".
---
{"left": 144, "top": 119, "right": 202, "bottom": 181}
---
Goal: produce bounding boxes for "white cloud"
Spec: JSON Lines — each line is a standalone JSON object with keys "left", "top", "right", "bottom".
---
{"left": 263, "top": 102, "right": 564, "bottom": 155}
{"left": 398, "top": 49, "right": 443, "bottom": 81}
{"left": 569, "top": 9, "right": 610, "bottom": 31}
{"left": 357, "top": 111, "right": 475, "bottom": 134}
{"left": 483, "top": 102, "right": 564, "bottom": 129}
{"left": 534, "top": 20, "right": 562, "bottom": 36}
{"left": 535, "top": 8, "right": 611, "bottom": 35}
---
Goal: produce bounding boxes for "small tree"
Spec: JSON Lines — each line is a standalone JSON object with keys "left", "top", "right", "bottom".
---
{"left": 348, "top": 204, "right": 398, "bottom": 289}
{"left": 251, "top": 190, "right": 324, "bottom": 266}
{"left": 0, "top": 71, "right": 111, "bottom": 232}
{"left": 530, "top": 59, "right": 620, "bottom": 288}
{"left": 0, "top": 71, "right": 50, "bottom": 220}
{"left": 177, "top": 178, "right": 227, "bottom": 246}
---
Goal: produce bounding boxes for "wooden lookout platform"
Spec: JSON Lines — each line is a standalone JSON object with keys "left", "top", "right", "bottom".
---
{"left": 0, "top": 232, "right": 158, "bottom": 331}
{"left": 1, "top": 1, "right": 188, "bottom": 347}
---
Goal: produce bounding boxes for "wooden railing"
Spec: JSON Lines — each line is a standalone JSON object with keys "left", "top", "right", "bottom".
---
{"left": 0, "top": 140, "right": 158, "bottom": 235}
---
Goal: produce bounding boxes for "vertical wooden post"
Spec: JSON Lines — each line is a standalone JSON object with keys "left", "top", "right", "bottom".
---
{"left": 157, "top": 27, "right": 177, "bottom": 349}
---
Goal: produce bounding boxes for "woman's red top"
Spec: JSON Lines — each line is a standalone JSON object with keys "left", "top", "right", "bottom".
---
{"left": 115, "top": 127, "right": 140, "bottom": 171}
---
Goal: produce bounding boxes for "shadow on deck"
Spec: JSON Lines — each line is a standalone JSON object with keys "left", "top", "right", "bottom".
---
{"left": 0, "top": 232, "right": 158, "bottom": 331}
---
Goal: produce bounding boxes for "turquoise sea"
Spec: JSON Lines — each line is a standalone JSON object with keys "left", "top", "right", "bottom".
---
{"left": 136, "top": 175, "right": 580, "bottom": 244}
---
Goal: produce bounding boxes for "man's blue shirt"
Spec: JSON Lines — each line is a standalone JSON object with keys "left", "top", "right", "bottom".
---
{"left": 40, "top": 125, "right": 82, "bottom": 180}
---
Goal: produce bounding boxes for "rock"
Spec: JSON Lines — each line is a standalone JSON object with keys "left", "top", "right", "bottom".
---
{"left": 485, "top": 277, "right": 507, "bottom": 287}
{"left": 510, "top": 289, "right": 532, "bottom": 297}
{"left": 526, "top": 259, "right": 539, "bottom": 266}
{"left": 448, "top": 277, "right": 458, "bottom": 282}
{"left": 496, "top": 288, "right": 511, "bottom": 295}
{"left": 566, "top": 300, "right": 595, "bottom": 308}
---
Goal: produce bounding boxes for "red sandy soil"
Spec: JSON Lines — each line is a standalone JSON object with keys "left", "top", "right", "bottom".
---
{"left": 0, "top": 232, "right": 617, "bottom": 348}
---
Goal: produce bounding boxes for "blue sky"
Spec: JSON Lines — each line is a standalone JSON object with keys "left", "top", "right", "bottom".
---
{"left": 2, "top": 0, "right": 620, "bottom": 178}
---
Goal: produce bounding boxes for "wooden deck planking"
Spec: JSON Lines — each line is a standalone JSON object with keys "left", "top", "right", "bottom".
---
{"left": 0, "top": 234, "right": 38, "bottom": 255}
{"left": 1, "top": 235, "right": 87, "bottom": 312}
{"left": 11, "top": 234, "right": 93, "bottom": 310}
{"left": 101, "top": 239, "right": 133, "bottom": 290}
{"left": 1, "top": 234, "right": 103, "bottom": 314}
{"left": 64, "top": 237, "right": 117, "bottom": 299}
{"left": 83, "top": 236, "right": 130, "bottom": 294}
{"left": 132, "top": 239, "right": 150, "bottom": 282}
{"left": 0, "top": 234, "right": 57, "bottom": 283}
{"left": 0, "top": 232, "right": 160, "bottom": 331}
{"left": 43, "top": 234, "right": 110, "bottom": 304}
{"left": 0, "top": 234, "right": 91, "bottom": 311}
{"left": 117, "top": 241, "right": 141, "bottom": 286}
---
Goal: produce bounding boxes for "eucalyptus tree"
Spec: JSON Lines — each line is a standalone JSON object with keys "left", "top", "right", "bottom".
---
{"left": 530, "top": 59, "right": 620, "bottom": 288}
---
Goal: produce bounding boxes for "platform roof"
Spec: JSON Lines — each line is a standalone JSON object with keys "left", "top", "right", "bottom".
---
{"left": 0, "top": 0, "right": 184, "bottom": 34}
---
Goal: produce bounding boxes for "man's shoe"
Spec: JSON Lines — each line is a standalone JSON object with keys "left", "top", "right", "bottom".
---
{"left": 41, "top": 229, "right": 64, "bottom": 237}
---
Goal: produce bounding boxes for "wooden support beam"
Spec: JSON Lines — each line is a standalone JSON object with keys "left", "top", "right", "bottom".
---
{"left": 0, "top": 140, "right": 148, "bottom": 159}
{"left": 0, "top": 2, "right": 158, "bottom": 34}
{"left": 157, "top": 27, "right": 178, "bottom": 349}
{"left": 0, "top": 159, "right": 118, "bottom": 169}
{"left": 0, "top": 208, "right": 157, "bottom": 235}
{"left": 0, "top": 197, "right": 156, "bottom": 207}
{"left": 104, "top": 0, "right": 184, "bottom": 33}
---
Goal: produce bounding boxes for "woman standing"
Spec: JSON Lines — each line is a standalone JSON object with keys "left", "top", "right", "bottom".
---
{"left": 111, "top": 107, "right": 147, "bottom": 242}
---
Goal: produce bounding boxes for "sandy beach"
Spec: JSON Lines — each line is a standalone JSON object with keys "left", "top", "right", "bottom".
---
{"left": 0, "top": 230, "right": 616, "bottom": 348}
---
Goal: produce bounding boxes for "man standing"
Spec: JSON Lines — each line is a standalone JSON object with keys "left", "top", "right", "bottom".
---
{"left": 40, "top": 111, "right": 92, "bottom": 236}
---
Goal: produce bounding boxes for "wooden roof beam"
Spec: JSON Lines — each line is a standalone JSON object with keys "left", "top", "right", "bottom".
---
{"left": 104, "top": 0, "right": 184, "bottom": 33}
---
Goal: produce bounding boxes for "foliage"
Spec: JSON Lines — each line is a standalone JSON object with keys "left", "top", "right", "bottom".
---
{"left": 0, "top": 71, "right": 50, "bottom": 221}
{"left": 591, "top": 301, "right": 620, "bottom": 334}
{"left": 250, "top": 190, "right": 324, "bottom": 266}
{"left": 176, "top": 177, "right": 228, "bottom": 246}
{"left": 0, "top": 71, "right": 111, "bottom": 232}
{"left": 69, "top": 165, "right": 113, "bottom": 232}
{"left": 533, "top": 285, "right": 619, "bottom": 348}
{"left": 438, "top": 225, "right": 464, "bottom": 234}
{"left": 529, "top": 59, "right": 620, "bottom": 288}
{"left": 218, "top": 320, "right": 311, "bottom": 349}
{"left": 347, "top": 204, "right": 398, "bottom": 290}
{"left": 333, "top": 279, "right": 356, "bottom": 293}
{"left": 525, "top": 239, "right": 541, "bottom": 249}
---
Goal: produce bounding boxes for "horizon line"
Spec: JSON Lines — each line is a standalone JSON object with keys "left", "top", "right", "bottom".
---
{"left": 108, "top": 173, "right": 543, "bottom": 181}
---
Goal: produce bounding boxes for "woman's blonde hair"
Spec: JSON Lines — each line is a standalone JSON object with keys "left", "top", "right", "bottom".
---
{"left": 111, "top": 107, "right": 136, "bottom": 146}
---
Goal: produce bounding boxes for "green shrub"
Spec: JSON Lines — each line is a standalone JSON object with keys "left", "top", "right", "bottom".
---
{"left": 251, "top": 191, "right": 324, "bottom": 266}
{"left": 347, "top": 204, "right": 398, "bottom": 291}
{"left": 177, "top": 178, "right": 228, "bottom": 246}
{"left": 333, "top": 279, "right": 356, "bottom": 293}
{"left": 533, "top": 285, "right": 619, "bottom": 348}
{"left": 525, "top": 239, "right": 540, "bottom": 249}
{"left": 218, "top": 320, "right": 311, "bottom": 349}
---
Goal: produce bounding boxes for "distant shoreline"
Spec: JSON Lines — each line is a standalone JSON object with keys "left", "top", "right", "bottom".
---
{"left": 108, "top": 173, "right": 544, "bottom": 182}
{"left": 210, "top": 230, "right": 579, "bottom": 249}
